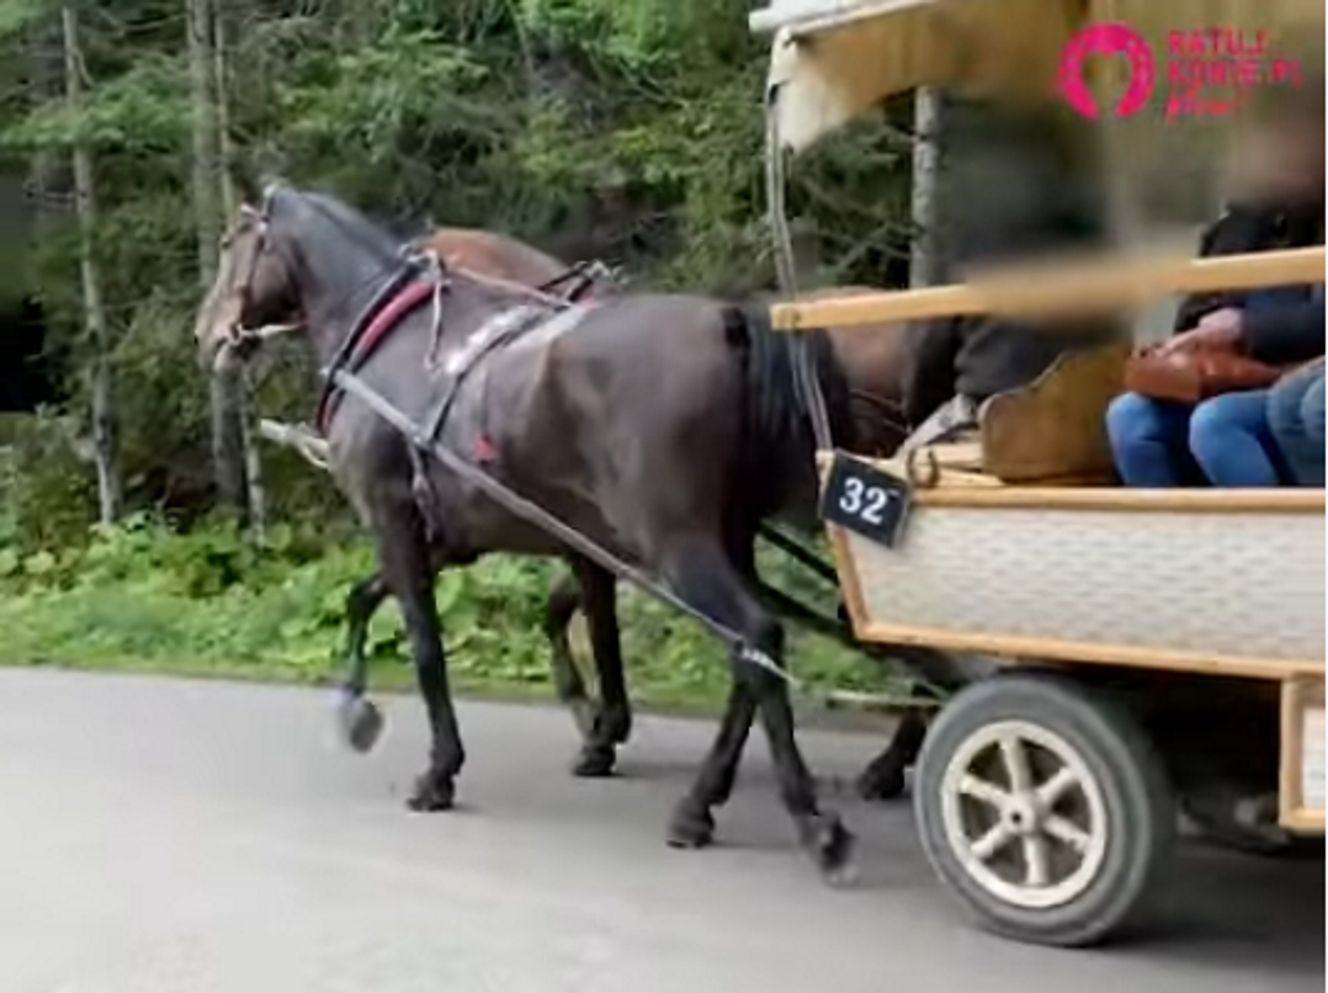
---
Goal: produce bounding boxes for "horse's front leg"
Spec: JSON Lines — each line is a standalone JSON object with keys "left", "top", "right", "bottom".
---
{"left": 373, "top": 503, "right": 464, "bottom": 811}
{"left": 336, "top": 571, "right": 390, "bottom": 753}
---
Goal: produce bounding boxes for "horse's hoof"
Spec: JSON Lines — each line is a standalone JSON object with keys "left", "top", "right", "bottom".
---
{"left": 407, "top": 771, "right": 455, "bottom": 812}
{"left": 666, "top": 803, "right": 715, "bottom": 849}
{"left": 600, "top": 708, "right": 632, "bottom": 746}
{"left": 856, "top": 761, "right": 906, "bottom": 802}
{"left": 571, "top": 743, "right": 617, "bottom": 778}
{"left": 805, "top": 813, "right": 858, "bottom": 886}
{"left": 338, "top": 694, "right": 384, "bottom": 754}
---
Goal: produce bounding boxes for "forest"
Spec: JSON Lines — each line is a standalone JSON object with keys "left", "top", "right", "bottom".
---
{"left": 0, "top": 0, "right": 914, "bottom": 705}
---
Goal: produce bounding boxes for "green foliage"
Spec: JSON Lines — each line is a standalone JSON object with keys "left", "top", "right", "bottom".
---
{"left": 0, "top": 0, "right": 43, "bottom": 38}
{"left": 0, "top": 412, "right": 98, "bottom": 549}
{"left": 0, "top": 516, "right": 901, "bottom": 708}
{"left": 2, "top": 54, "right": 189, "bottom": 154}
{"left": 0, "top": 0, "right": 913, "bottom": 704}
{"left": 271, "top": 28, "right": 504, "bottom": 213}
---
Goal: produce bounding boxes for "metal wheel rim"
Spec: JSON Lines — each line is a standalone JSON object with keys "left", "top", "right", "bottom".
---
{"left": 939, "top": 719, "right": 1109, "bottom": 910}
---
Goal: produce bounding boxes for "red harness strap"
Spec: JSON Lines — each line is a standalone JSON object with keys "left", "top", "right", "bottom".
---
{"left": 349, "top": 279, "right": 436, "bottom": 368}
{"left": 316, "top": 280, "right": 436, "bottom": 434}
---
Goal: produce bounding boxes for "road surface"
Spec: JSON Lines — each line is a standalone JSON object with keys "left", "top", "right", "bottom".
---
{"left": 0, "top": 668, "right": 1321, "bottom": 992}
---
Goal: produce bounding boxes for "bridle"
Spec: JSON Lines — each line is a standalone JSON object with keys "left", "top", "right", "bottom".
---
{"left": 213, "top": 189, "right": 620, "bottom": 374}
{"left": 214, "top": 200, "right": 304, "bottom": 368}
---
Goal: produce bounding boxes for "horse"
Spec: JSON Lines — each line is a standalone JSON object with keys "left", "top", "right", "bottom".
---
{"left": 330, "top": 230, "right": 936, "bottom": 792}
{"left": 334, "top": 227, "right": 630, "bottom": 770}
{"left": 195, "top": 183, "right": 863, "bottom": 876}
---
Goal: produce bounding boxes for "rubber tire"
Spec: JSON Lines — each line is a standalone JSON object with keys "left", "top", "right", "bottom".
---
{"left": 914, "top": 671, "right": 1174, "bottom": 947}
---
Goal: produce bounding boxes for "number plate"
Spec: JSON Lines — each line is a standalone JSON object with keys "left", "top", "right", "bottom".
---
{"left": 821, "top": 453, "right": 912, "bottom": 547}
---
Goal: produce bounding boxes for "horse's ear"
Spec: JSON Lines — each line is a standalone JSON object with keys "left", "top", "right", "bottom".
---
{"left": 227, "top": 155, "right": 261, "bottom": 207}
{"left": 259, "top": 172, "right": 288, "bottom": 203}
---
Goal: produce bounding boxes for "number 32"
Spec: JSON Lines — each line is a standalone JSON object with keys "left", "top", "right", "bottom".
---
{"left": 839, "top": 477, "right": 890, "bottom": 525}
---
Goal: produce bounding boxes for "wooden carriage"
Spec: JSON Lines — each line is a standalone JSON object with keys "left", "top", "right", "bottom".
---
{"left": 752, "top": 0, "right": 1325, "bottom": 947}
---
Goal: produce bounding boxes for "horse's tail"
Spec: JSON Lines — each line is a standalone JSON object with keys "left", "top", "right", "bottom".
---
{"left": 721, "top": 302, "right": 822, "bottom": 525}
{"left": 721, "top": 301, "right": 850, "bottom": 505}
{"left": 721, "top": 303, "right": 781, "bottom": 469}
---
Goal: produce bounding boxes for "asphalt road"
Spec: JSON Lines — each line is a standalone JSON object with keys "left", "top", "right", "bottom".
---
{"left": 0, "top": 668, "right": 1322, "bottom": 993}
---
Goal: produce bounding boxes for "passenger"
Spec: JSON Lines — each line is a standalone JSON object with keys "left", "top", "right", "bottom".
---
{"left": 1268, "top": 358, "right": 1326, "bottom": 486}
{"left": 1109, "top": 289, "right": 1325, "bottom": 486}
{"left": 901, "top": 96, "right": 1113, "bottom": 447}
{"left": 1106, "top": 89, "right": 1324, "bottom": 487}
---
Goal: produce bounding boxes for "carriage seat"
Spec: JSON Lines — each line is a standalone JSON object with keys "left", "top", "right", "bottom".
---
{"left": 884, "top": 343, "right": 1129, "bottom": 488}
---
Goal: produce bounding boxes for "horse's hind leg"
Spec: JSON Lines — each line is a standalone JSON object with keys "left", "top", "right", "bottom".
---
{"left": 667, "top": 680, "right": 756, "bottom": 845}
{"left": 568, "top": 560, "right": 631, "bottom": 778}
{"left": 544, "top": 570, "right": 596, "bottom": 739}
{"left": 664, "top": 539, "right": 854, "bottom": 880}
{"left": 856, "top": 708, "right": 927, "bottom": 800}
{"left": 373, "top": 506, "right": 464, "bottom": 812}
{"left": 857, "top": 647, "right": 980, "bottom": 799}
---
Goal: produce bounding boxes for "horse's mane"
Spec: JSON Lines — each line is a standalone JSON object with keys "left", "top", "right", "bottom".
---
{"left": 285, "top": 189, "right": 402, "bottom": 261}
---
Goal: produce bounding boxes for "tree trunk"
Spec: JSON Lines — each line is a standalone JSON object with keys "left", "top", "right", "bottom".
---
{"left": 188, "top": 0, "right": 246, "bottom": 515}
{"left": 213, "top": 3, "right": 237, "bottom": 218}
{"left": 909, "top": 86, "right": 942, "bottom": 288}
{"left": 213, "top": 1, "right": 266, "bottom": 538}
{"left": 62, "top": 6, "right": 120, "bottom": 524}
{"left": 28, "top": 17, "right": 61, "bottom": 244}
{"left": 188, "top": 0, "right": 219, "bottom": 281}
{"left": 238, "top": 369, "right": 267, "bottom": 540}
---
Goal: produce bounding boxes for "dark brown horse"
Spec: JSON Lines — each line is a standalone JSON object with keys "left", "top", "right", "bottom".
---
{"left": 334, "top": 227, "right": 630, "bottom": 771}
{"left": 196, "top": 184, "right": 863, "bottom": 875}
{"left": 335, "top": 232, "right": 934, "bottom": 792}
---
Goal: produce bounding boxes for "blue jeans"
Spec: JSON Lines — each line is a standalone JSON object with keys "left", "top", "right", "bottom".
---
{"left": 1267, "top": 363, "right": 1325, "bottom": 486}
{"left": 1106, "top": 390, "right": 1284, "bottom": 486}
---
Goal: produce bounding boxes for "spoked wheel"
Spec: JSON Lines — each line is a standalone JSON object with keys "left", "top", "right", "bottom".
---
{"left": 915, "top": 672, "right": 1174, "bottom": 947}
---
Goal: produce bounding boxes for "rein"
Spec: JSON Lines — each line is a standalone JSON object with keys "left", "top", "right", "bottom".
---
{"left": 314, "top": 268, "right": 435, "bottom": 434}
{"left": 219, "top": 189, "right": 616, "bottom": 446}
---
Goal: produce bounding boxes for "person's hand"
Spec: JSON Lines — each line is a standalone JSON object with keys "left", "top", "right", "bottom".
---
{"left": 1159, "top": 307, "right": 1244, "bottom": 356}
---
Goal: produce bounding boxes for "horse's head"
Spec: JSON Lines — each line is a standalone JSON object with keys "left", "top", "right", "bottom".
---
{"left": 194, "top": 190, "right": 301, "bottom": 372}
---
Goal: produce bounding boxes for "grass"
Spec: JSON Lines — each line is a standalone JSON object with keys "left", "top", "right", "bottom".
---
{"left": 0, "top": 516, "right": 909, "bottom": 715}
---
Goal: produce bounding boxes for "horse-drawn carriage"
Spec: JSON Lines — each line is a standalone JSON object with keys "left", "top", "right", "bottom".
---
{"left": 202, "top": 0, "right": 1323, "bottom": 955}
{"left": 752, "top": 0, "right": 1324, "bottom": 946}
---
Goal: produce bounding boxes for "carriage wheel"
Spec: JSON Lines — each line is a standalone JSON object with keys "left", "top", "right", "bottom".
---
{"left": 914, "top": 671, "right": 1174, "bottom": 947}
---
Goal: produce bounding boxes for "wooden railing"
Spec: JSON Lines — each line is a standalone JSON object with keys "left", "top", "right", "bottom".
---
{"left": 771, "top": 246, "right": 1326, "bottom": 330}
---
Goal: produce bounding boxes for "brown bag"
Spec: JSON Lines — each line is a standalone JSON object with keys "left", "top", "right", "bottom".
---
{"left": 1124, "top": 347, "right": 1285, "bottom": 404}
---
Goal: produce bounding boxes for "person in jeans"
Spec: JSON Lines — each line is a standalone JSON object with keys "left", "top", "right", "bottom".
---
{"left": 1106, "top": 92, "right": 1324, "bottom": 486}
{"left": 1268, "top": 359, "right": 1325, "bottom": 486}
{"left": 1107, "top": 289, "right": 1325, "bottom": 486}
